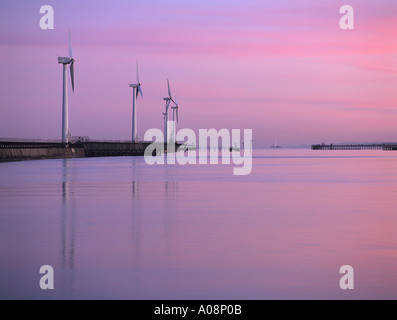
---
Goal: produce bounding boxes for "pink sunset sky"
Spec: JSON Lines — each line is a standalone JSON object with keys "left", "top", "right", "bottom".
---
{"left": 0, "top": 0, "right": 396, "bottom": 146}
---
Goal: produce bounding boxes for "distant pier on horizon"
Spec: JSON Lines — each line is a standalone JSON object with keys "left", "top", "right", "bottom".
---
{"left": 311, "top": 143, "right": 397, "bottom": 151}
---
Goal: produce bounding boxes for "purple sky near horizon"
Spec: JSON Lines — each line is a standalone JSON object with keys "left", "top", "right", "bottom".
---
{"left": 0, "top": 0, "right": 396, "bottom": 146}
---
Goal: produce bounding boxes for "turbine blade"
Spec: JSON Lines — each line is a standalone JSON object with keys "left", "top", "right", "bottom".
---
{"left": 176, "top": 108, "right": 179, "bottom": 123}
{"left": 69, "top": 30, "right": 74, "bottom": 59}
{"left": 70, "top": 61, "right": 75, "bottom": 92}
{"left": 136, "top": 60, "right": 140, "bottom": 84}
{"left": 167, "top": 79, "right": 171, "bottom": 98}
{"left": 136, "top": 88, "right": 139, "bottom": 99}
{"left": 171, "top": 98, "right": 178, "bottom": 107}
{"left": 138, "top": 86, "right": 143, "bottom": 98}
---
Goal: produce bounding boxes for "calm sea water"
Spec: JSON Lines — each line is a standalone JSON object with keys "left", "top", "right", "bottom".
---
{"left": 0, "top": 149, "right": 396, "bottom": 300}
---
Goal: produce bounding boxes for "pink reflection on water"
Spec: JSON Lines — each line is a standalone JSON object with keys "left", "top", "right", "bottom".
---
{"left": 0, "top": 150, "right": 396, "bottom": 299}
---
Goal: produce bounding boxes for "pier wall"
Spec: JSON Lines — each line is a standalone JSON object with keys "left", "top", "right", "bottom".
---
{"left": 0, "top": 147, "right": 85, "bottom": 161}
{"left": 0, "top": 141, "right": 165, "bottom": 162}
{"left": 83, "top": 142, "right": 152, "bottom": 157}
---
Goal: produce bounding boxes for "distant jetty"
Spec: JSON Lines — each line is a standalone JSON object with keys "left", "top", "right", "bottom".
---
{"left": 311, "top": 143, "right": 397, "bottom": 151}
{"left": 0, "top": 140, "right": 180, "bottom": 162}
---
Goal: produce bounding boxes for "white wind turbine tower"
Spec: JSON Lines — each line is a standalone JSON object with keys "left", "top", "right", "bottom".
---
{"left": 171, "top": 102, "right": 179, "bottom": 143}
{"left": 58, "top": 30, "right": 75, "bottom": 143}
{"left": 129, "top": 60, "right": 143, "bottom": 142}
{"left": 162, "top": 112, "right": 167, "bottom": 143}
{"left": 163, "top": 79, "right": 177, "bottom": 144}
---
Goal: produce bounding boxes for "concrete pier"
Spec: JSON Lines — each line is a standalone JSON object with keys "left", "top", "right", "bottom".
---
{"left": 0, "top": 141, "right": 153, "bottom": 162}
{"left": 83, "top": 141, "right": 153, "bottom": 157}
{"left": 0, "top": 142, "right": 83, "bottom": 162}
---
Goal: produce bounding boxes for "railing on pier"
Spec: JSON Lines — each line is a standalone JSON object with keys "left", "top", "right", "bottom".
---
{"left": 0, "top": 141, "right": 66, "bottom": 149}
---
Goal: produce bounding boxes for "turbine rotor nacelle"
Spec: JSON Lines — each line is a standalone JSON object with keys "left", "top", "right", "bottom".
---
{"left": 58, "top": 57, "right": 73, "bottom": 64}
{"left": 129, "top": 83, "right": 140, "bottom": 88}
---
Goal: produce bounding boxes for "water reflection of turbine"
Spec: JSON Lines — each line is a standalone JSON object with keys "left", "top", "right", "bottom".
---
{"left": 61, "top": 159, "right": 75, "bottom": 291}
{"left": 131, "top": 158, "right": 141, "bottom": 269}
{"left": 164, "top": 181, "right": 178, "bottom": 196}
{"left": 163, "top": 168, "right": 179, "bottom": 257}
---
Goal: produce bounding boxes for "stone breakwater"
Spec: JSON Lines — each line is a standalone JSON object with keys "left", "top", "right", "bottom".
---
{"left": 0, "top": 141, "right": 154, "bottom": 162}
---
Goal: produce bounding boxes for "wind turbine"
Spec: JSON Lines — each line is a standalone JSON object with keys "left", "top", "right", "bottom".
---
{"left": 129, "top": 60, "right": 143, "bottom": 142}
{"left": 171, "top": 101, "right": 179, "bottom": 143}
{"left": 163, "top": 79, "right": 177, "bottom": 144}
{"left": 58, "top": 30, "right": 75, "bottom": 143}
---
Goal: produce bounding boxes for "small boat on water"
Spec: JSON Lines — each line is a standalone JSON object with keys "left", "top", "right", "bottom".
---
{"left": 271, "top": 139, "right": 282, "bottom": 149}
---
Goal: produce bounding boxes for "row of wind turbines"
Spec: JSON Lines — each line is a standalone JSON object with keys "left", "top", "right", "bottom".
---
{"left": 129, "top": 62, "right": 179, "bottom": 144}
{"left": 58, "top": 32, "right": 180, "bottom": 145}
